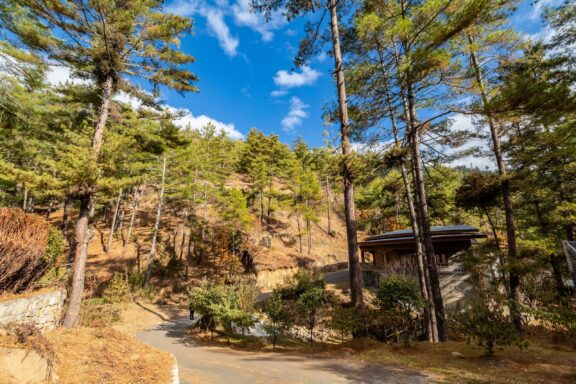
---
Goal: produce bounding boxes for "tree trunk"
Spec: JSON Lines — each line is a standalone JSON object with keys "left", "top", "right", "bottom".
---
{"left": 259, "top": 189, "right": 264, "bottom": 225}
{"left": 468, "top": 34, "right": 521, "bottom": 331}
{"left": 22, "top": 186, "right": 28, "bottom": 211}
{"left": 124, "top": 185, "right": 143, "bottom": 251}
{"left": 145, "top": 157, "right": 166, "bottom": 288}
{"left": 63, "top": 196, "right": 93, "bottom": 327}
{"left": 406, "top": 80, "right": 447, "bottom": 341}
{"left": 325, "top": 176, "right": 332, "bottom": 235}
{"left": 329, "top": 0, "right": 363, "bottom": 308}
{"left": 267, "top": 177, "right": 273, "bottom": 223}
{"left": 63, "top": 74, "right": 113, "bottom": 328}
{"left": 106, "top": 189, "right": 122, "bottom": 254}
{"left": 296, "top": 210, "right": 303, "bottom": 254}
{"left": 380, "top": 54, "right": 436, "bottom": 342}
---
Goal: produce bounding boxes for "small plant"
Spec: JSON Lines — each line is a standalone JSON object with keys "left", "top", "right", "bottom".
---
{"left": 296, "top": 286, "right": 329, "bottom": 346}
{"left": 328, "top": 306, "right": 365, "bottom": 343}
{"left": 189, "top": 280, "right": 257, "bottom": 342}
{"left": 260, "top": 292, "right": 294, "bottom": 348}
{"left": 450, "top": 294, "right": 527, "bottom": 356}
{"left": 103, "top": 273, "right": 131, "bottom": 306}
{"left": 374, "top": 275, "right": 423, "bottom": 344}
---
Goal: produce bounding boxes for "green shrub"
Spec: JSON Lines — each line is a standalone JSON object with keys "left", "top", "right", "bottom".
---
{"left": 328, "top": 306, "right": 365, "bottom": 343}
{"left": 450, "top": 294, "right": 526, "bottom": 356}
{"left": 260, "top": 292, "right": 294, "bottom": 348}
{"left": 297, "top": 286, "right": 329, "bottom": 346}
{"left": 189, "top": 280, "right": 257, "bottom": 341}
{"left": 373, "top": 275, "right": 424, "bottom": 344}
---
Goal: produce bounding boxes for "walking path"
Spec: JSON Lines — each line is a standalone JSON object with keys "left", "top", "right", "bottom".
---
{"left": 138, "top": 316, "right": 431, "bottom": 384}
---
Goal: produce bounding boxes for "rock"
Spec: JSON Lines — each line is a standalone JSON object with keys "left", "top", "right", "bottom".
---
{"left": 0, "top": 347, "right": 55, "bottom": 383}
{"left": 451, "top": 351, "right": 465, "bottom": 358}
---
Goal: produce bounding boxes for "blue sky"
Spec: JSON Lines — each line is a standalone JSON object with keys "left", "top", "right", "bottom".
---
{"left": 152, "top": 0, "right": 556, "bottom": 148}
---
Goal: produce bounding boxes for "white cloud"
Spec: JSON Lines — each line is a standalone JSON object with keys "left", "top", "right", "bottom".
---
{"left": 528, "top": 0, "right": 560, "bottom": 21}
{"left": 315, "top": 51, "right": 328, "bottom": 63}
{"left": 167, "top": 1, "right": 239, "bottom": 57}
{"left": 231, "top": 0, "right": 285, "bottom": 42}
{"left": 447, "top": 114, "right": 495, "bottom": 170}
{"left": 167, "top": 0, "right": 286, "bottom": 56}
{"left": 204, "top": 8, "right": 239, "bottom": 56}
{"left": 171, "top": 107, "right": 244, "bottom": 139}
{"left": 281, "top": 96, "right": 308, "bottom": 132}
{"left": 274, "top": 65, "right": 321, "bottom": 88}
{"left": 46, "top": 66, "right": 89, "bottom": 86}
{"left": 270, "top": 89, "right": 288, "bottom": 97}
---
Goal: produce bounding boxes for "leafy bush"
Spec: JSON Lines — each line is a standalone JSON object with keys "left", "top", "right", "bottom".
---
{"left": 260, "top": 292, "right": 294, "bottom": 348}
{"left": 189, "top": 280, "right": 257, "bottom": 341}
{"left": 297, "top": 286, "right": 329, "bottom": 346}
{"left": 450, "top": 294, "right": 527, "bottom": 356}
{"left": 277, "top": 269, "right": 325, "bottom": 300}
{"left": 328, "top": 306, "right": 365, "bottom": 343}
{"left": 373, "top": 275, "right": 424, "bottom": 344}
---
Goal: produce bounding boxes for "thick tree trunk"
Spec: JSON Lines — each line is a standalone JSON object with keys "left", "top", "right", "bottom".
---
{"left": 106, "top": 189, "right": 122, "bottom": 254}
{"left": 145, "top": 157, "right": 166, "bottom": 288}
{"left": 329, "top": 0, "right": 363, "bottom": 308}
{"left": 63, "top": 75, "right": 113, "bottom": 328}
{"left": 468, "top": 34, "right": 521, "bottom": 330}
{"left": 63, "top": 196, "right": 93, "bottom": 327}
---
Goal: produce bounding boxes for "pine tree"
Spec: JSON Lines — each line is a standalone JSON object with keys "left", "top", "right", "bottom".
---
{"left": 1, "top": 0, "right": 198, "bottom": 326}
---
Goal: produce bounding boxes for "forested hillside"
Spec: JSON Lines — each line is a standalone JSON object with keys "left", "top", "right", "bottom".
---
{"left": 0, "top": 1, "right": 575, "bottom": 382}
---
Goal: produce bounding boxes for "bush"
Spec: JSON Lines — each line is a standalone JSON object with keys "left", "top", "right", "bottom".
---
{"left": 296, "top": 286, "right": 329, "bottom": 346}
{"left": 189, "top": 280, "right": 257, "bottom": 341}
{"left": 328, "top": 306, "right": 365, "bottom": 343}
{"left": 450, "top": 294, "right": 526, "bottom": 356}
{"left": 260, "top": 292, "right": 294, "bottom": 348}
{"left": 373, "top": 275, "right": 423, "bottom": 344}
{"left": 0, "top": 208, "right": 54, "bottom": 293}
{"left": 277, "top": 269, "right": 325, "bottom": 300}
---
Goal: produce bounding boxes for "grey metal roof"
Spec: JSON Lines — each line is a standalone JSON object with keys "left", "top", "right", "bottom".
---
{"left": 364, "top": 225, "right": 480, "bottom": 242}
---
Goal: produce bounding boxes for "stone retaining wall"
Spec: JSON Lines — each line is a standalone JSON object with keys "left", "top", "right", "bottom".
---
{"left": 0, "top": 289, "right": 66, "bottom": 331}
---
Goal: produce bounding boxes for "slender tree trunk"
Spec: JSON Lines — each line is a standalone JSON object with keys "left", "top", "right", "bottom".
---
{"left": 406, "top": 79, "right": 447, "bottom": 341}
{"left": 186, "top": 225, "right": 193, "bottom": 278}
{"left": 63, "top": 75, "right": 113, "bottom": 328}
{"left": 145, "top": 157, "right": 166, "bottom": 288}
{"left": 259, "top": 189, "right": 264, "bottom": 225}
{"left": 267, "top": 177, "right": 273, "bottom": 222}
{"left": 22, "top": 186, "right": 28, "bottom": 211}
{"left": 61, "top": 199, "right": 69, "bottom": 243}
{"left": 468, "top": 34, "right": 521, "bottom": 330}
{"left": 380, "top": 56, "right": 435, "bottom": 342}
{"left": 124, "top": 185, "right": 143, "bottom": 250}
{"left": 106, "top": 189, "right": 122, "bottom": 254}
{"left": 179, "top": 213, "right": 187, "bottom": 269}
{"left": 325, "top": 176, "right": 332, "bottom": 235}
{"left": 296, "top": 210, "right": 303, "bottom": 254}
{"left": 329, "top": 0, "right": 363, "bottom": 308}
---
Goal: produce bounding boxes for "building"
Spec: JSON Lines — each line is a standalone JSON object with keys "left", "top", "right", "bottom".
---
{"left": 359, "top": 225, "right": 486, "bottom": 273}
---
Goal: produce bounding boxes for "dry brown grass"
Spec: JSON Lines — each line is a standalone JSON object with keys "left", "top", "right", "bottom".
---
{"left": 47, "top": 327, "right": 173, "bottom": 384}
{"left": 0, "top": 208, "right": 52, "bottom": 293}
{"left": 354, "top": 334, "right": 576, "bottom": 384}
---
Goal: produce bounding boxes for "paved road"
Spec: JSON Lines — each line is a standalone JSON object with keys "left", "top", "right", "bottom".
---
{"left": 138, "top": 317, "right": 430, "bottom": 384}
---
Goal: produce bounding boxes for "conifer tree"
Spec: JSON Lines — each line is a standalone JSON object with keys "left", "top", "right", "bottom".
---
{"left": 0, "top": 0, "right": 198, "bottom": 326}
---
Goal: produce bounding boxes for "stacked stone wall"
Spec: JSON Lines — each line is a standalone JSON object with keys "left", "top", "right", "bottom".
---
{"left": 0, "top": 289, "right": 65, "bottom": 331}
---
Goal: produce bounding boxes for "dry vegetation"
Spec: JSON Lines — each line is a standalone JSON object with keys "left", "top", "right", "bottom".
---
{"left": 354, "top": 332, "right": 576, "bottom": 384}
{"left": 47, "top": 327, "right": 174, "bottom": 384}
{"left": 0, "top": 208, "right": 52, "bottom": 293}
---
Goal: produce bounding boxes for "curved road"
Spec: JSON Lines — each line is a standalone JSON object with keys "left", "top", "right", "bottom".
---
{"left": 138, "top": 317, "right": 430, "bottom": 384}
